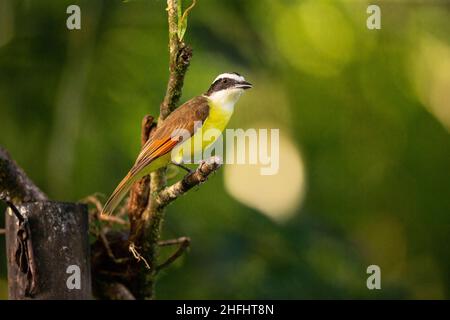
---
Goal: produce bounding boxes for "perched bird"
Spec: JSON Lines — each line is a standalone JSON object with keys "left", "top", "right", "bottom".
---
{"left": 101, "top": 72, "right": 252, "bottom": 215}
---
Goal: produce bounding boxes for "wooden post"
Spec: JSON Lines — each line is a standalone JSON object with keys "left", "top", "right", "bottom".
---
{"left": 5, "top": 201, "right": 91, "bottom": 299}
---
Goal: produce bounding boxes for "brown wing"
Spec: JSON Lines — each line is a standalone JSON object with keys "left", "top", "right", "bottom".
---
{"left": 130, "top": 96, "right": 210, "bottom": 176}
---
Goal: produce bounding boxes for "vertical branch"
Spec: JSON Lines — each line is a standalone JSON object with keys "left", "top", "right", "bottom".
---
{"left": 141, "top": 0, "right": 193, "bottom": 299}
{"left": 159, "top": 0, "right": 193, "bottom": 120}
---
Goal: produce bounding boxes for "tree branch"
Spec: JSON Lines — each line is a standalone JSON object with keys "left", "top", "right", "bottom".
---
{"left": 156, "top": 157, "right": 222, "bottom": 209}
{"left": 156, "top": 236, "right": 190, "bottom": 273}
{"left": 159, "top": 0, "right": 193, "bottom": 120}
{"left": 137, "top": 0, "right": 195, "bottom": 299}
{"left": 107, "top": 0, "right": 204, "bottom": 299}
{"left": 0, "top": 146, "right": 47, "bottom": 205}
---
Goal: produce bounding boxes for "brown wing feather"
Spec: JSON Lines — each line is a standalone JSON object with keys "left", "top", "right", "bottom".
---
{"left": 131, "top": 96, "right": 210, "bottom": 175}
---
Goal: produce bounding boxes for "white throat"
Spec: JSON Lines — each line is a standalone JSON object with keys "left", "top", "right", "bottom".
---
{"left": 207, "top": 88, "right": 243, "bottom": 112}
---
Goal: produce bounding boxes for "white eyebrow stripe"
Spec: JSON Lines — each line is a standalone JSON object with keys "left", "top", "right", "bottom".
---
{"left": 213, "top": 73, "right": 245, "bottom": 83}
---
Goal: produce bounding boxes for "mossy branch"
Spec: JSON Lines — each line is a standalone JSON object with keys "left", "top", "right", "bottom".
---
{"left": 155, "top": 157, "right": 222, "bottom": 208}
{"left": 124, "top": 0, "right": 200, "bottom": 300}
{"left": 159, "top": 0, "right": 193, "bottom": 120}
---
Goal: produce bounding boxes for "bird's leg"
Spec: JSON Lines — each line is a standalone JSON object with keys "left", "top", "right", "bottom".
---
{"left": 171, "top": 161, "right": 194, "bottom": 174}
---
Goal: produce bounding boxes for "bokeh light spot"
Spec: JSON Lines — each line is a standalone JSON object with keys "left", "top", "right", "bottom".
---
{"left": 275, "top": 0, "right": 355, "bottom": 77}
{"left": 224, "top": 130, "right": 305, "bottom": 223}
{"left": 410, "top": 33, "right": 450, "bottom": 132}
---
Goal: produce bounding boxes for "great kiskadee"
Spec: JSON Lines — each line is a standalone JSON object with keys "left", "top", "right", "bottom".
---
{"left": 101, "top": 72, "right": 252, "bottom": 215}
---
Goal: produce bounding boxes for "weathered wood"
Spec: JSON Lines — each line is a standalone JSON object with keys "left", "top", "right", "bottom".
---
{"left": 6, "top": 201, "right": 91, "bottom": 299}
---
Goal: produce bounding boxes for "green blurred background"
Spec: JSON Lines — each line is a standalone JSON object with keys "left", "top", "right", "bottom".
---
{"left": 1, "top": 0, "right": 449, "bottom": 299}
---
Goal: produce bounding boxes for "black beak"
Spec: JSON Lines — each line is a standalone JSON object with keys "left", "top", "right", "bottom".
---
{"left": 235, "top": 81, "right": 253, "bottom": 90}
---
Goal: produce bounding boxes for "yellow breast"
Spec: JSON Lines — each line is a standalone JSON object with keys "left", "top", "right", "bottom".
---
{"left": 174, "top": 99, "right": 234, "bottom": 163}
{"left": 202, "top": 101, "right": 233, "bottom": 134}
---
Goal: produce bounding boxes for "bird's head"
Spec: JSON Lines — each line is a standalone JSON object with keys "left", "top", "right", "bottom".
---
{"left": 205, "top": 72, "right": 252, "bottom": 106}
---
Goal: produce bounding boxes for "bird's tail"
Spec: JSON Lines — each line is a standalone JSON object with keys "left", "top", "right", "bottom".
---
{"left": 101, "top": 171, "right": 139, "bottom": 216}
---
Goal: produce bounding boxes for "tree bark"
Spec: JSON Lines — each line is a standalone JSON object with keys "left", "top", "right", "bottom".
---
{"left": 6, "top": 201, "right": 91, "bottom": 299}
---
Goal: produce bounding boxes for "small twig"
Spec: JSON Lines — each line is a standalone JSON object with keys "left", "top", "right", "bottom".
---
{"left": 100, "top": 215, "right": 128, "bottom": 226}
{"left": 129, "top": 242, "right": 151, "bottom": 270}
{"left": 82, "top": 194, "right": 104, "bottom": 214}
{"left": 83, "top": 195, "right": 129, "bottom": 263}
{"left": 97, "top": 225, "right": 129, "bottom": 264}
{"left": 156, "top": 157, "right": 222, "bottom": 208}
{"left": 82, "top": 195, "right": 128, "bottom": 226}
{"left": 0, "top": 228, "right": 5, "bottom": 235}
{"left": 158, "top": 236, "right": 190, "bottom": 247}
{"left": 156, "top": 237, "right": 191, "bottom": 273}
{"left": 99, "top": 231, "right": 115, "bottom": 260}
{"left": 171, "top": 161, "right": 193, "bottom": 174}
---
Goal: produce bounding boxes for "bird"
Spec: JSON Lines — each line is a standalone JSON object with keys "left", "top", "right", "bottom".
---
{"left": 101, "top": 72, "right": 252, "bottom": 215}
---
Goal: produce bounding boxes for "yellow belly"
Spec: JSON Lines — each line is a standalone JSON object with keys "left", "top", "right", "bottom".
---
{"left": 174, "top": 101, "right": 233, "bottom": 163}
